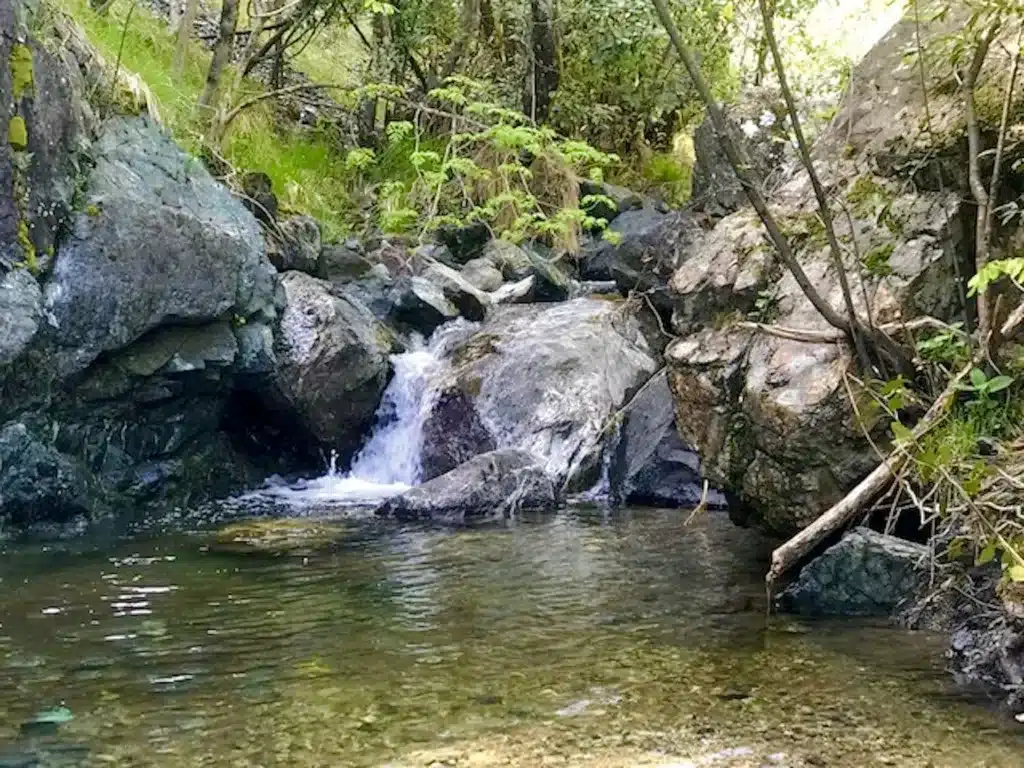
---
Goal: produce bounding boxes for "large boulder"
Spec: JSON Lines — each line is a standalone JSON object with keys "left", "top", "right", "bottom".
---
{"left": 43, "top": 118, "right": 278, "bottom": 377}
{"left": 607, "top": 370, "right": 724, "bottom": 508}
{"left": 376, "top": 449, "right": 557, "bottom": 524}
{"left": 777, "top": 528, "right": 927, "bottom": 616}
{"left": 387, "top": 276, "right": 461, "bottom": 336}
{"left": 667, "top": 142, "right": 967, "bottom": 534}
{"left": 461, "top": 258, "right": 504, "bottom": 292}
{"left": 420, "top": 298, "right": 659, "bottom": 489}
{"left": 267, "top": 272, "right": 393, "bottom": 457}
{"left": 421, "top": 261, "right": 489, "bottom": 321}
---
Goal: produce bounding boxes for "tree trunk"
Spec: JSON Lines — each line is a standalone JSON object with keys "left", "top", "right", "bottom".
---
{"left": 198, "top": 0, "right": 239, "bottom": 115}
{"left": 756, "top": 0, "right": 873, "bottom": 373}
{"left": 524, "top": 0, "right": 559, "bottom": 122}
{"left": 964, "top": 24, "right": 999, "bottom": 341}
{"left": 172, "top": 0, "right": 199, "bottom": 75}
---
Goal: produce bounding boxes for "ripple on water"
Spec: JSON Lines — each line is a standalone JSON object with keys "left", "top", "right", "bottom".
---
{"left": 0, "top": 508, "right": 1022, "bottom": 767}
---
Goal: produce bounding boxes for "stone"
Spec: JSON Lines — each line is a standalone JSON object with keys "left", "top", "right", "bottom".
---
{"left": 111, "top": 321, "right": 238, "bottom": 377}
{"left": 578, "top": 179, "right": 644, "bottom": 223}
{"left": 482, "top": 240, "right": 533, "bottom": 281}
{"left": 211, "top": 518, "right": 349, "bottom": 555}
{"left": 608, "top": 370, "right": 724, "bottom": 508}
{"left": 388, "top": 276, "right": 460, "bottom": 337}
{"left": 240, "top": 171, "right": 278, "bottom": 225}
{"left": 318, "top": 243, "right": 373, "bottom": 283}
{"left": 948, "top": 623, "right": 1024, "bottom": 712}
{"left": 420, "top": 389, "right": 496, "bottom": 480}
{"left": 421, "top": 298, "right": 658, "bottom": 490}
{"left": 43, "top": 117, "right": 277, "bottom": 377}
{"left": 422, "top": 262, "right": 489, "bottom": 321}
{"left": 524, "top": 246, "right": 572, "bottom": 302}
{"left": 233, "top": 321, "right": 276, "bottom": 375}
{"left": 777, "top": 528, "right": 928, "bottom": 616}
{"left": 376, "top": 449, "right": 557, "bottom": 524}
{"left": 437, "top": 221, "right": 491, "bottom": 263}
{"left": 0, "top": 268, "right": 41, "bottom": 368}
{"left": 267, "top": 215, "right": 321, "bottom": 274}
{"left": 461, "top": 258, "right": 504, "bottom": 292}
{"left": 267, "top": 272, "right": 393, "bottom": 456}
{"left": 0, "top": 422, "right": 95, "bottom": 533}
{"left": 489, "top": 275, "right": 535, "bottom": 305}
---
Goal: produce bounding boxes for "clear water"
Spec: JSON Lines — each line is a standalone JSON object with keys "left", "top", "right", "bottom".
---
{"left": 1, "top": 508, "right": 1021, "bottom": 767}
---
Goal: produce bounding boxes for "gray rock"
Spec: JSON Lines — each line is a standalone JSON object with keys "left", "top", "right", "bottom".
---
{"left": 524, "top": 247, "right": 573, "bottom": 302}
{"left": 0, "top": 269, "right": 41, "bottom": 367}
{"left": 388, "top": 276, "right": 460, "bottom": 336}
{"left": 461, "top": 258, "right": 504, "bottom": 292}
{"left": 608, "top": 370, "right": 724, "bottom": 508}
{"left": 268, "top": 272, "right": 393, "bottom": 455}
{"left": 267, "top": 215, "right": 321, "bottom": 274}
{"left": 489, "top": 275, "right": 535, "bottom": 305}
{"left": 437, "top": 221, "right": 491, "bottom": 263}
{"left": 579, "top": 179, "right": 645, "bottom": 223}
{"left": 111, "top": 321, "right": 237, "bottom": 377}
{"left": 422, "top": 262, "right": 489, "bottom": 321}
{"left": 777, "top": 528, "right": 927, "bottom": 616}
{"left": 318, "top": 243, "right": 373, "bottom": 283}
{"left": 0, "top": 422, "right": 95, "bottom": 532}
{"left": 43, "top": 118, "right": 277, "bottom": 377}
{"left": 420, "top": 389, "right": 496, "bottom": 480}
{"left": 421, "top": 298, "right": 658, "bottom": 490}
{"left": 234, "top": 321, "right": 276, "bottom": 374}
{"left": 376, "top": 449, "right": 556, "bottom": 524}
{"left": 482, "top": 240, "right": 533, "bottom": 281}
{"left": 948, "top": 623, "right": 1024, "bottom": 712}
{"left": 240, "top": 171, "right": 278, "bottom": 225}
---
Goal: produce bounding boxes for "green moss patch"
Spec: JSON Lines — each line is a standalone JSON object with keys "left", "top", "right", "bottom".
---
{"left": 7, "top": 115, "right": 28, "bottom": 150}
{"left": 9, "top": 43, "right": 34, "bottom": 100}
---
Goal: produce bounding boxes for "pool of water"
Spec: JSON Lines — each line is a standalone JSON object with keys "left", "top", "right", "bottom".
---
{"left": 1, "top": 507, "right": 1021, "bottom": 767}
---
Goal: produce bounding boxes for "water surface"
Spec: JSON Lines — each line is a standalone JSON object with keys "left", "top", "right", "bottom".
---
{"left": 1, "top": 508, "right": 1020, "bottom": 767}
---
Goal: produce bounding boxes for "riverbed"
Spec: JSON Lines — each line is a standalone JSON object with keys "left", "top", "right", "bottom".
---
{"left": 1, "top": 507, "right": 1021, "bottom": 767}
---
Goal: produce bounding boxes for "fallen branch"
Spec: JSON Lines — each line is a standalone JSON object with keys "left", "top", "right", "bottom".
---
{"left": 738, "top": 321, "right": 844, "bottom": 344}
{"left": 767, "top": 305, "right": 1024, "bottom": 588}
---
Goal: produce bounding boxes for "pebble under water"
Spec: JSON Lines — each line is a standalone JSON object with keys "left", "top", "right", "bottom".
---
{"left": 1, "top": 508, "right": 1022, "bottom": 767}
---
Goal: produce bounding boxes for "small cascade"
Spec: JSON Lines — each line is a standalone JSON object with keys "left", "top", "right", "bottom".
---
{"left": 257, "top": 321, "right": 476, "bottom": 508}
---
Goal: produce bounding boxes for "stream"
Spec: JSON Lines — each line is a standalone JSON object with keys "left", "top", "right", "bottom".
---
{"left": 1, "top": 329, "right": 1023, "bottom": 767}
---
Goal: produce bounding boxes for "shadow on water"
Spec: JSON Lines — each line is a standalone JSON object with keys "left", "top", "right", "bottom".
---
{"left": 1, "top": 506, "right": 1022, "bottom": 766}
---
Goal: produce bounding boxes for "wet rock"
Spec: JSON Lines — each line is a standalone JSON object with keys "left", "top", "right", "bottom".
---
{"left": 948, "top": 622, "right": 1024, "bottom": 712}
{"left": 422, "top": 299, "right": 658, "bottom": 490}
{"left": 420, "top": 390, "right": 496, "bottom": 480}
{"left": 482, "top": 240, "right": 533, "bottom": 281}
{"left": 233, "top": 321, "right": 276, "bottom": 375}
{"left": 524, "top": 246, "right": 573, "bottom": 302}
{"left": 240, "top": 171, "right": 278, "bottom": 225}
{"left": 489, "top": 275, "right": 535, "bottom": 305}
{"left": 376, "top": 449, "right": 557, "bottom": 524}
{"left": 388, "top": 276, "right": 460, "bottom": 337}
{"left": 43, "top": 117, "right": 277, "bottom": 378}
{"left": 461, "top": 258, "right": 504, "bottom": 292}
{"left": 0, "top": 422, "right": 95, "bottom": 532}
{"left": 267, "top": 272, "right": 393, "bottom": 457}
{"left": 608, "top": 371, "right": 724, "bottom": 508}
{"left": 211, "top": 518, "right": 349, "bottom": 555}
{"left": 777, "top": 528, "right": 927, "bottom": 616}
{"left": 267, "top": 215, "right": 321, "bottom": 274}
{"left": 579, "top": 179, "right": 645, "bottom": 223}
{"left": 0, "top": 269, "right": 42, "bottom": 368}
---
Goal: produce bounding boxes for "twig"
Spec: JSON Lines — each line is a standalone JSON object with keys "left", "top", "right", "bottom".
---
{"left": 110, "top": 0, "right": 137, "bottom": 105}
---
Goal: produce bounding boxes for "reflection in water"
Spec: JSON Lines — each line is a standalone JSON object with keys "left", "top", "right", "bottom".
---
{"left": 0, "top": 508, "right": 1021, "bottom": 767}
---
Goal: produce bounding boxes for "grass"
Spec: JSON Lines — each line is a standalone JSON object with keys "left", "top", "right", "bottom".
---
{"left": 58, "top": 0, "right": 359, "bottom": 239}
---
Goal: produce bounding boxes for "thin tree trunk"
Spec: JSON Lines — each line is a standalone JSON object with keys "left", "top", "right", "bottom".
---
{"left": 964, "top": 23, "right": 999, "bottom": 339}
{"left": 650, "top": 0, "right": 849, "bottom": 334}
{"left": 172, "top": 0, "right": 199, "bottom": 75}
{"left": 198, "top": 0, "right": 240, "bottom": 115}
{"left": 756, "top": 0, "right": 872, "bottom": 372}
{"left": 525, "top": 0, "right": 558, "bottom": 122}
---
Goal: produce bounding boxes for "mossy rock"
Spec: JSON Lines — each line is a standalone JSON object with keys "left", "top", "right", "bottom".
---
{"left": 8, "top": 115, "right": 28, "bottom": 151}
{"left": 211, "top": 518, "right": 349, "bottom": 555}
{"left": 9, "top": 43, "right": 34, "bottom": 100}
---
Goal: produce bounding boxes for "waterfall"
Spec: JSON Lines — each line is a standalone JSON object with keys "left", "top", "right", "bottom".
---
{"left": 256, "top": 321, "right": 476, "bottom": 508}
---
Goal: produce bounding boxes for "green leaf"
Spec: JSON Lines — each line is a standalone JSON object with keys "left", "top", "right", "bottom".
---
{"left": 986, "top": 375, "right": 1014, "bottom": 394}
{"left": 977, "top": 541, "right": 998, "bottom": 566}
{"left": 890, "top": 420, "right": 913, "bottom": 444}
{"left": 1007, "top": 564, "right": 1024, "bottom": 582}
{"left": 970, "top": 368, "right": 988, "bottom": 390}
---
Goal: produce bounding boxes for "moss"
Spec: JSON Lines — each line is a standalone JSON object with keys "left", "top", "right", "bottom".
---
{"left": 16, "top": 220, "right": 38, "bottom": 274}
{"left": 847, "top": 174, "right": 892, "bottom": 215}
{"left": 862, "top": 242, "right": 895, "bottom": 277}
{"left": 86, "top": 203, "right": 101, "bottom": 218}
{"left": 9, "top": 43, "right": 34, "bottom": 100}
{"left": 7, "top": 115, "right": 28, "bottom": 151}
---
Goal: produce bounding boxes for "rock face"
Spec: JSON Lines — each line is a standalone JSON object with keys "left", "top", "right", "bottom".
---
{"left": 607, "top": 371, "right": 724, "bottom": 508}
{"left": 44, "top": 118, "right": 277, "bottom": 377}
{"left": 777, "top": 528, "right": 927, "bottom": 616}
{"left": 266, "top": 272, "right": 393, "bottom": 457}
{"left": 420, "top": 298, "right": 658, "bottom": 489}
{"left": 376, "top": 449, "right": 557, "bottom": 524}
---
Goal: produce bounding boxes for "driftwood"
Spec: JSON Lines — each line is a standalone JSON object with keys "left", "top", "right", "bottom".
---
{"left": 766, "top": 304, "right": 1024, "bottom": 587}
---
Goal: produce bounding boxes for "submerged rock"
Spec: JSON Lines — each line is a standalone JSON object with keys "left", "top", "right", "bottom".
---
{"left": 376, "top": 449, "right": 556, "bottom": 524}
{"left": 949, "top": 622, "right": 1024, "bottom": 712}
{"left": 211, "top": 518, "right": 349, "bottom": 555}
{"left": 421, "top": 298, "right": 658, "bottom": 489}
{"left": 777, "top": 528, "right": 927, "bottom": 616}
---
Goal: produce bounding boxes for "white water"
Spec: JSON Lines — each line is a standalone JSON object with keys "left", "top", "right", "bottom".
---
{"left": 254, "top": 321, "right": 476, "bottom": 508}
